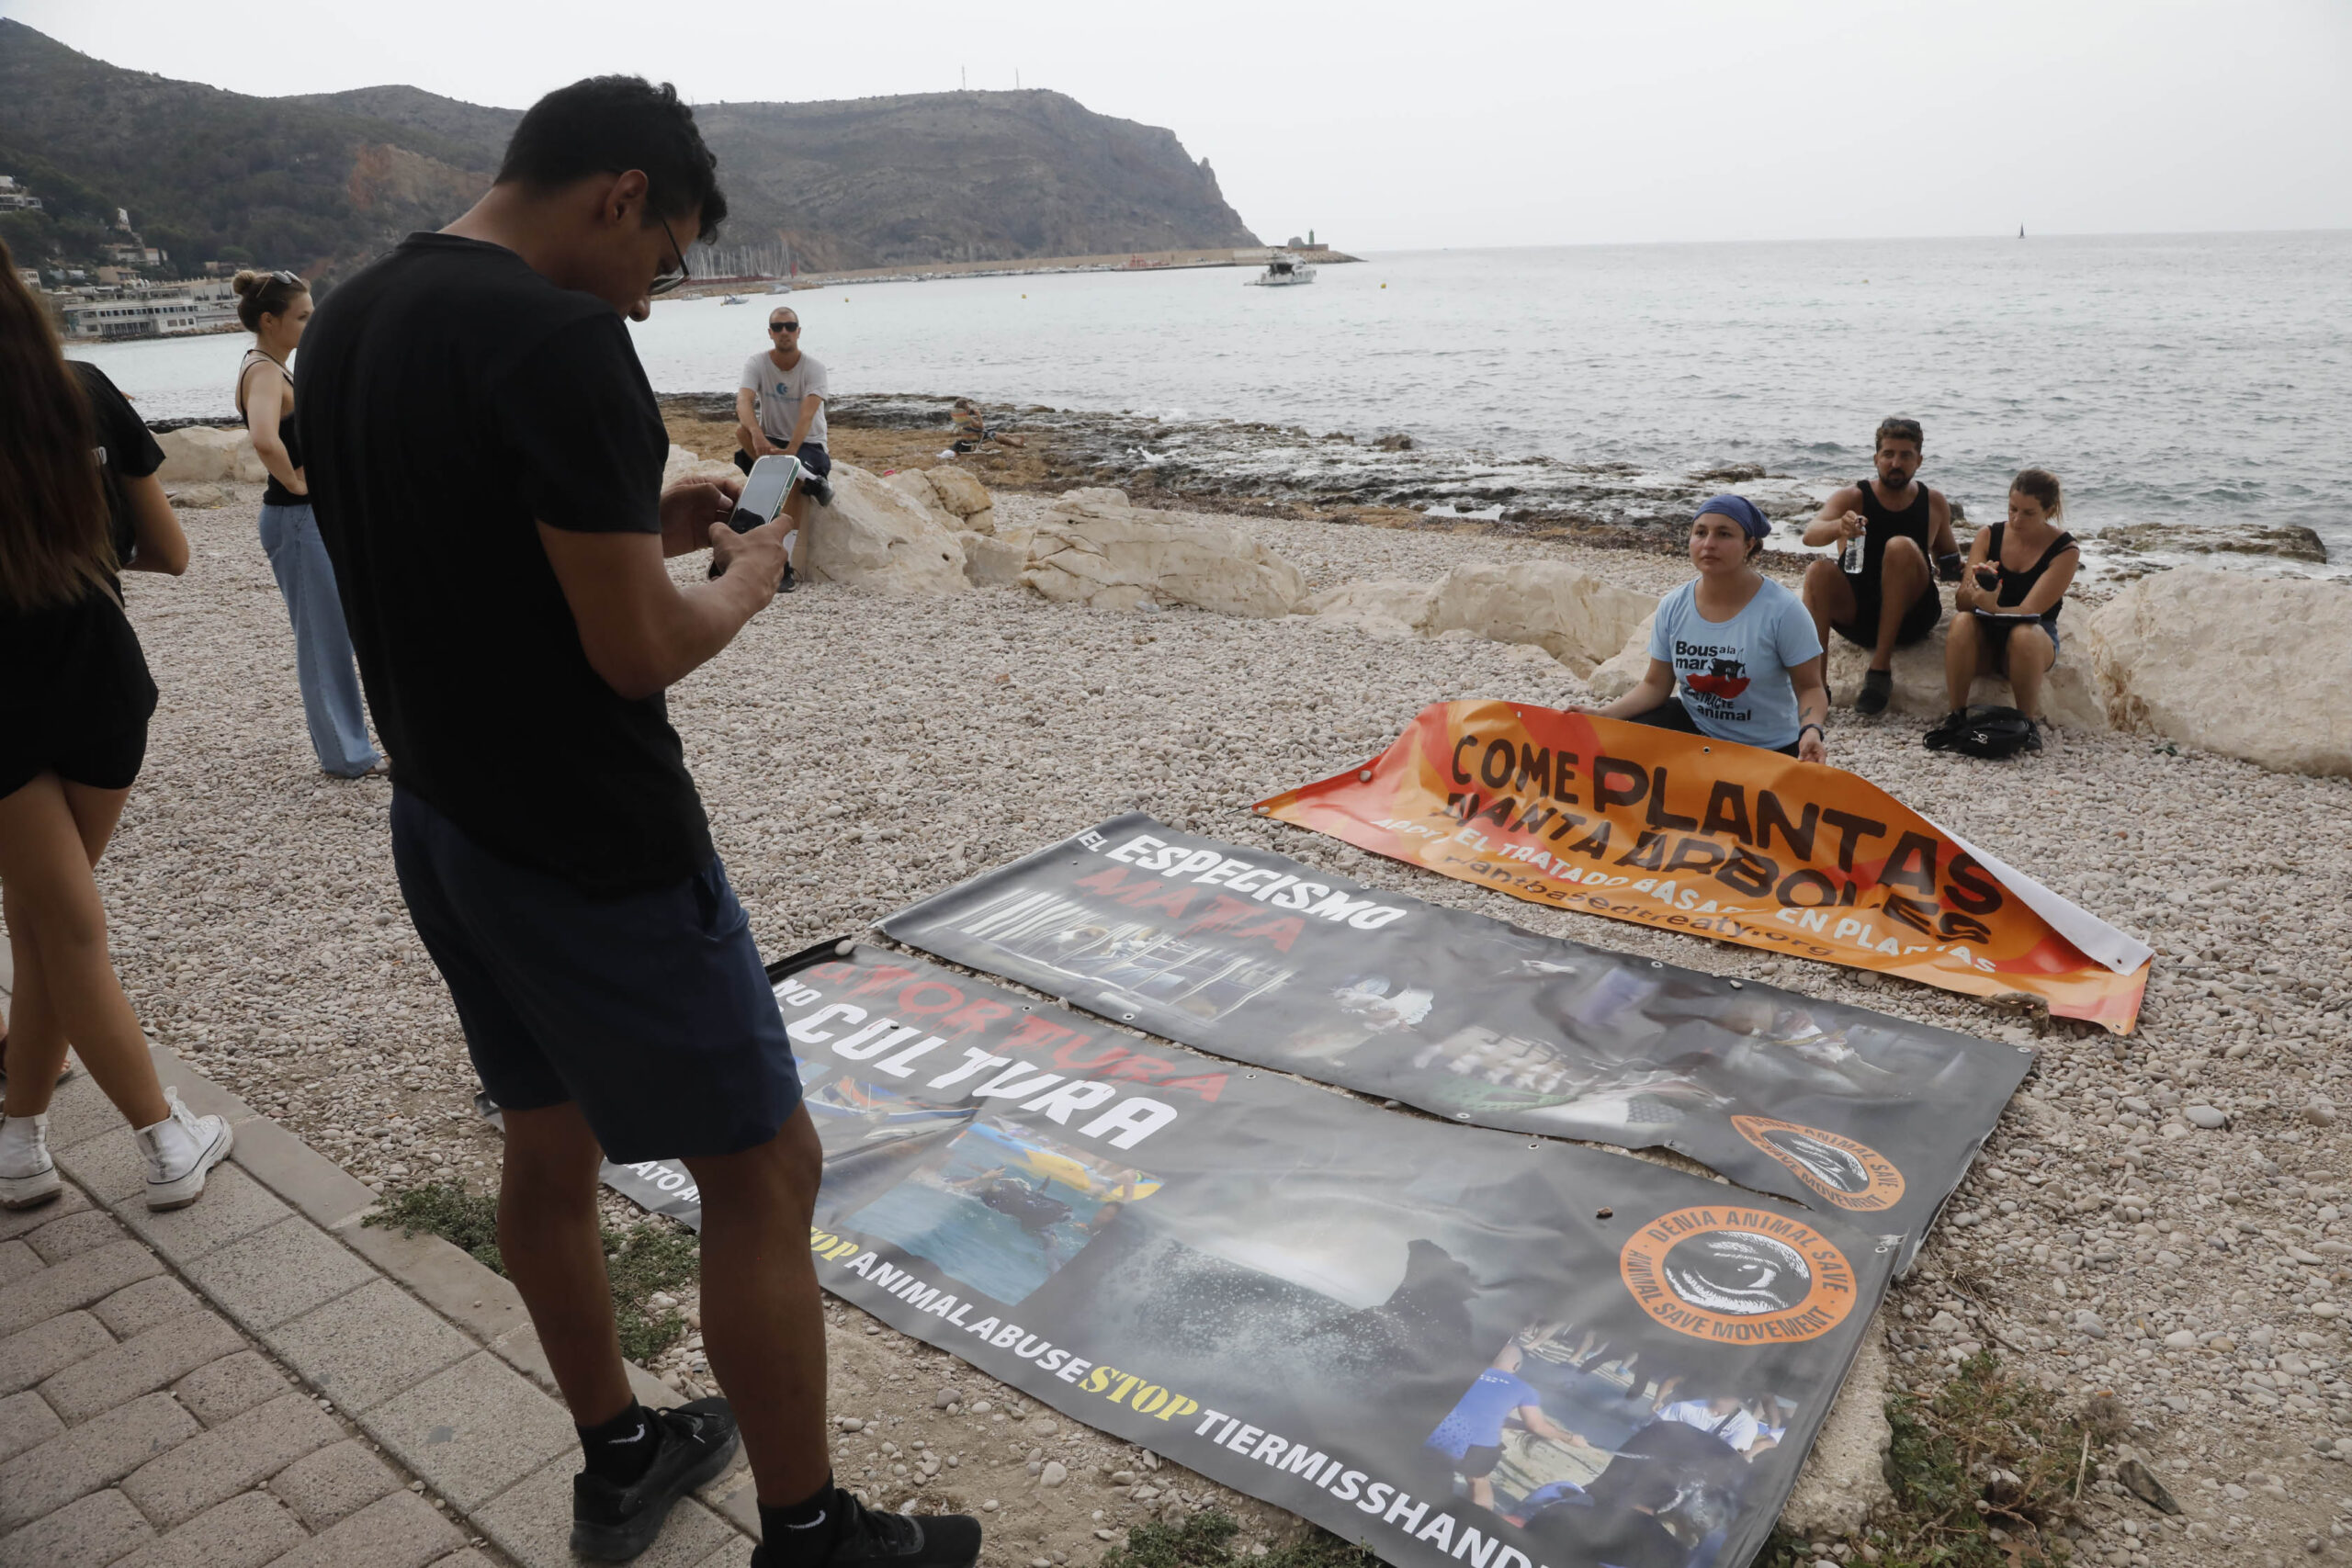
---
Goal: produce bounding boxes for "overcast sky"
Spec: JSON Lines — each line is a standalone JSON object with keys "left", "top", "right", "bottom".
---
{"left": 12, "top": 0, "right": 2349, "bottom": 249}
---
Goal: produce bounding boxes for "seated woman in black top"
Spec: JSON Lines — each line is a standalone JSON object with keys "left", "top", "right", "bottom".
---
{"left": 1942, "top": 468, "right": 2079, "bottom": 726}
{"left": 0, "top": 238, "right": 232, "bottom": 1217}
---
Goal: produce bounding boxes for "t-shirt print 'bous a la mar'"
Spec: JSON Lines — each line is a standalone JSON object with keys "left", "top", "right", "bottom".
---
{"left": 1645, "top": 577, "right": 1823, "bottom": 750}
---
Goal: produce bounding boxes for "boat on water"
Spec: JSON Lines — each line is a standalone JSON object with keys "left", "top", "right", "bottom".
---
{"left": 1246, "top": 253, "right": 1317, "bottom": 288}
{"left": 721, "top": 294, "right": 749, "bottom": 305}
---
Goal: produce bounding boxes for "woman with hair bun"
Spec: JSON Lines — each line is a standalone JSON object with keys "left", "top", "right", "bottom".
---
{"left": 1941, "top": 467, "right": 2078, "bottom": 728}
{"left": 232, "top": 269, "right": 380, "bottom": 777}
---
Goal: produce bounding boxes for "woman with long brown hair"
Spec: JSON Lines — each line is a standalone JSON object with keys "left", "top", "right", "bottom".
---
{"left": 232, "top": 268, "right": 381, "bottom": 777}
{"left": 0, "top": 236, "right": 233, "bottom": 1211}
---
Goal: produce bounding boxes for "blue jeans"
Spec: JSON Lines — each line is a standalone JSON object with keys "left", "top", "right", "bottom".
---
{"left": 257, "top": 502, "right": 378, "bottom": 776}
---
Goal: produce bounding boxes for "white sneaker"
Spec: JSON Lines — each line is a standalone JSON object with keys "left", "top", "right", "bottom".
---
{"left": 0, "top": 1111, "right": 62, "bottom": 1210}
{"left": 136, "top": 1088, "right": 232, "bottom": 1211}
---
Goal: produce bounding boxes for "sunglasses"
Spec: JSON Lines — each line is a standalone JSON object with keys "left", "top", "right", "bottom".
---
{"left": 649, "top": 216, "right": 691, "bottom": 298}
{"left": 769, "top": 321, "right": 800, "bottom": 333}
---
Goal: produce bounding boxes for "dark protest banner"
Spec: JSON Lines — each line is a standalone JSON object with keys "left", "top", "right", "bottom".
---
{"left": 879, "top": 817, "right": 2030, "bottom": 1269}
{"left": 600, "top": 944, "right": 1897, "bottom": 1568}
{"left": 1252, "top": 702, "right": 2151, "bottom": 1032}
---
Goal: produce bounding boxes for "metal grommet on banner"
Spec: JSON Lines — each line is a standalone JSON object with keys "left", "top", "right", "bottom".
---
{"left": 1455, "top": 1112, "right": 1471, "bottom": 1121}
{"left": 1650, "top": 961, "right": 1663, "bottom": 968}
{"left": 1122, "top": 1013, "right": 1136, "bottom": 1021}
{"left": 1358, "top": 770, "right": 1373, "bottom": 782}
{"left": 1727, "top": 979, "right": 1744, "bottom": 988}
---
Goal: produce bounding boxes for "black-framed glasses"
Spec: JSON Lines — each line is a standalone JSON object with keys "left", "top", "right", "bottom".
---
{"left": 649, "top": 217, "right": 690, "bottom": 298}
{"left": 768, "top": 321, "right": 800, "bottom": 333}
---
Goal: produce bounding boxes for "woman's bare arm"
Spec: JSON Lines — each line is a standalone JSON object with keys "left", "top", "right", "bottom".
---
{"left": 240, "top": 364, "right": 304, "bottom": 495}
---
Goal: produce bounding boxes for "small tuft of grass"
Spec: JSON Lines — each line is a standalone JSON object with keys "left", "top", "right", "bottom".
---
{"left": 365, "top": 1179, "right": 701, "bottom": 1364}
{"left": 1761, "top": 1351, "right": 2095, "bottom": 1568}
{"left": 1102, "top": 1511, "right": 1379, "bottom": 1568}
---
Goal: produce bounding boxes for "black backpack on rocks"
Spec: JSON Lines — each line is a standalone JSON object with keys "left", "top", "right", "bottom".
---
{"left": 1925, "top": 705, "right": 2042, "bottom": 759}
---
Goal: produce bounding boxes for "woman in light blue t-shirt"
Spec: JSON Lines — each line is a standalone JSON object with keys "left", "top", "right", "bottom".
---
{"left": 1576, "top": 495, "right": 1830, "bottom": 762}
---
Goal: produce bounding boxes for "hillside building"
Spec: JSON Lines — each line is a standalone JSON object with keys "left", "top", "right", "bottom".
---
{"left": 0, "top": 175, "right": 41, "bottom": 211}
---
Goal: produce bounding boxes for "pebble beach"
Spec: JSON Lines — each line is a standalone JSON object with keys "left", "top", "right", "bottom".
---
{"left": 78, "top": 473, "right": 2352, "bottom": 1567}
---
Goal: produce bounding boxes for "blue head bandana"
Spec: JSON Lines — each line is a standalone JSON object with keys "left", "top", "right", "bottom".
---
{"left": 1695, "top": 493, "right": 1772, "bottom": 540}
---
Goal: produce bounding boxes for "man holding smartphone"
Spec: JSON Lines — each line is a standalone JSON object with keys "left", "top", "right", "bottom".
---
{"left": 299, "top": 76, "right": 978, "bottom": 1568}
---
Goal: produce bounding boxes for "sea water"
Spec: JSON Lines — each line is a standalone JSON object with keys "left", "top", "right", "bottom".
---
{"left": 80, "top": 231, "right": 2351, "bottom": 565}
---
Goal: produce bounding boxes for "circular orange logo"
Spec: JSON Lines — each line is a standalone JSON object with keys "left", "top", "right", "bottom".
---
{"left": 1619, "top": 1205, "right": 1860, "bottom": 1344}
{"left": 1732, "top": 1116, "right": 1906, "bottom": 1213}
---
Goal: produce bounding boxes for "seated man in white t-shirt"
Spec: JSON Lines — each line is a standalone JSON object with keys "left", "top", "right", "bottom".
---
{"left": 1574, "top": 494, "right": 1829, "bottom": 764}
{"left": 734, "top": 307, "right": 831, "bottom": 543}
{"left": 1649, "top": 1393, "right": 1763, "bottom": 1453}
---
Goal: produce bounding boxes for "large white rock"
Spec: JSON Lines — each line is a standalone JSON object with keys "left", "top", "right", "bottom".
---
{"left": 880, "top": 468, "right": 961, "bottom": 528}
{"left": 662, "top": 444, "right": 737, "bottom": 490}
{"left": 1584, "top": 614, "right": 1656, "bottom": 702}
{"left": 1024, "top": 509, "right": 1306, "bottom": 617}
{"left": 2089, "top": 570, "right": 2352, "bottom": 775}
{"left": 958, "top": 529, "right": 1030, "bottom": 588}
{"left": 155, "top": 426, "right": 263, "bottom": 486}
{"left": 1053, "top": 486, "right": 1130, "bottom": 517}
{"left": 1823, "top": 623, "right": 2107, "bottom": 731}
{"left": 1419, "top": 561, "right": 1655, "bottom": 677}
{"left": 1304, "top": 579, "right": 1439, "bottom": 639}
{"left": 924, "top": 465, "right": 993, "bottom": 521}
{"left": 799, "top": 462, "right": 968, "bottom": 596}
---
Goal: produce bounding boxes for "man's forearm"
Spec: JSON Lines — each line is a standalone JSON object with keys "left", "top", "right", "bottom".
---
{"left": 618, "top": 571, "right": 772, "bottom": 698}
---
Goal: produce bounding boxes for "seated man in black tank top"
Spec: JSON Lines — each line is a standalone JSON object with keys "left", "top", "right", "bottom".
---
{"left": 1799, "top": 416, "right": 1961, "bottom": 714}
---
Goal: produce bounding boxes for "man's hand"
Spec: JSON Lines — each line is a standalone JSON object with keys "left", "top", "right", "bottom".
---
{"left": 659, "top": 475, "right": 742, "bottom": 558}
{"left": 1838, "top": 510, "right": 1866, "bottom": 542}
{"left": 710, "top": 513, "right": 791, "bottom": 605}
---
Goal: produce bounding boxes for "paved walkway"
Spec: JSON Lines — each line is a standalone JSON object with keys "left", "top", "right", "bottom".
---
{"left": 0, "top": 954, "right": 759, "bottom": 1568}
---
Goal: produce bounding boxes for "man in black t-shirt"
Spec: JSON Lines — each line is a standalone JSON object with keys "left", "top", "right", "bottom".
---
{"left": 299, "top": 77, "right": 979, "bottom": 1568}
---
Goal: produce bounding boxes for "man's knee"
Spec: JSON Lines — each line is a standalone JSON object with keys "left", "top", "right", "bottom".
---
{"left": 1802, "top": 558, "right": 1849, "bottom": 608}
{"left": 1882, "top": 536, "right": 1928, "bottom": 581}
{"left": 686, "top": 1107, "right": 821, "bottom": 1219}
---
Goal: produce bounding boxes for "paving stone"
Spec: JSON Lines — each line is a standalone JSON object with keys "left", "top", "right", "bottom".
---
{"left": 0, "top": 1237, "right": 161, "bottom": 1338}
{"left": 93, "top": 1274, "right": 200, "bottom": 1338}
{"left": 0, "top": 1179, "right": 87, "bottom": 1240}
{"left": 232, "top": 1117, "right": 379, "bottom": 1231}
{"left": 174, "top": 1348, "right": 296, "bottom": 1426}
{"left": 52, "top": 1123, "right": 145, "bottom": 1203}
{"left": 270, "top": 1436, "right": 403, "bottom": 1530}
{"left": 36, "top": 1070, "right": 123, "bottom": 1152}
{"left": 0, "top": 1238, "right": 40, "bottom": 1287}
{"left": 424, "top": 1553, "right": 503, "bottom": 1568}
{"left": 40, "top": 1308, "right": 245, "bottom": 1424}
{"left": 114, "top": 1488, "right": 312, "bottom": 1568}
{"left": 186, "top": 1214, "right": 374, "bottom": 1332}
{"left": 0, "top": 1385, "right": 63, "bottom": 1463}
{"left": 122, "top": 1162, "right": 290, "bottom": 1267}
{"left": 0, "top": 1484, "right": 155, "bottom": 1568}
{"left": 258, "top": 1489, "right": 466, "bottom": 1568}
{"left": 119, "top": 1390, "right": 343, "bottom": 1527}
{"left": 272, "top": 1278, "right": 472, "bottom": 1413}
{"left": 478, "top": 1453, "right": 745, "bottom": 1568}
{"left": 368, "top": 1350, "right": 576, "bottom": 1510}
{"left": 26, "top": 1206, "right": 129, "bottom": 1264}
{"left": 0, "top": 1389, "right": 196, "bottom": 1529}
{"left": 690, "top": 1546, "right": 755, "bottom": 1568}
{"left": 0, "top": 1309, "right": 113, "bottom": 1395}
{"left": 335, "top": 1215, "right": 531, "bottom": 1347}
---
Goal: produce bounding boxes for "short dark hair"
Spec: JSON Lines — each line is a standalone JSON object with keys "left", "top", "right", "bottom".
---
{"left": 497, "top": 76, "right": 729, "bottom": 242}
{"left": 1874, "top": 416, "right": 1924, "bottom": 451}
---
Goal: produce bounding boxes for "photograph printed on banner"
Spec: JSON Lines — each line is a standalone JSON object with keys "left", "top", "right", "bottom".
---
{"left": 1424, "top": 1315, "right": 1804, "bottom": 1568}
{"left": 943, "top": 887, "right": 1296, "bottom": 1023}
{"left": 841, "top": 1107, "right": 1162, "bottom": 1305}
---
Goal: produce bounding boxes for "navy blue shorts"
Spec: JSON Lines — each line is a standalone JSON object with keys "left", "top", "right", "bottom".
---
{"left": 390, "top": 789, "right": 800, "bottom": 1163}
{"left": 732, "top": 442, "right": 831, "bottom": 479}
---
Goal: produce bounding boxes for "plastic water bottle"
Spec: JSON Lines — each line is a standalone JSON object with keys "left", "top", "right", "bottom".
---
{"left": 1840, "top": 530, "right": 1867, "bottom": 575}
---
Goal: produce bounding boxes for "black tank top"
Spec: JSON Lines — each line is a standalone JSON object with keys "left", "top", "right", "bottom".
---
{"left": 1984, "top": 522, "right": 2078, "bottom": 628}
{"left": 237, "top": 350, "right": 305, "bottom": 509}
{"left": 1853, "top": 476, "right": 1933, "bottom": 581}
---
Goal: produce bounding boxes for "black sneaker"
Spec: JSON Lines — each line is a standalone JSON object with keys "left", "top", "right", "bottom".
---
{"left": 1855, "top": 667, "right": 1894, "bottom": 716}
{"left": 751, "top": 1488, "right": 982, "bottom": 1568}
{"left": 572, "top": 1397, "right": 742, "bottom": 1561}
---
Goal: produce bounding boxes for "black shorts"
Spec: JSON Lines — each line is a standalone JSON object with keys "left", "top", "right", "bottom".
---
{"left": 1458, "top": 1445, "right": 1504, "bottom": 1480}
{"left": 1632, "top": 697, "right": 1801, "bottom": 758}
{"left": 1978, "top": 615, "right": 2062, "bottom": 667}
{"left": 0, "top": 723, "right": 149, "bottom": 800}
{"left": 732, "top": 441, "right": 831, "bottom": 479}
{"left": 1833, "top": 581, "right": 1942, "bottom": 649}
{"left": 390, "top": 788, "right": 803, "bottom": 1163}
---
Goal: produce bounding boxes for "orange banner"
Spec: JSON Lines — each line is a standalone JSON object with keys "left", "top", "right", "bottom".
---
{"left": 1255, "top": 702, "right": 2149, "bottom": 1032}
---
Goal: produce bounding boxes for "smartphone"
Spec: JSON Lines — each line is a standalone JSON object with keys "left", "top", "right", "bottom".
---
{"left": 709, "top": 454, "right": 802, "bottom": 586}
{"left": 1973, "top": 564, "right": 1999, "bottom": 591}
